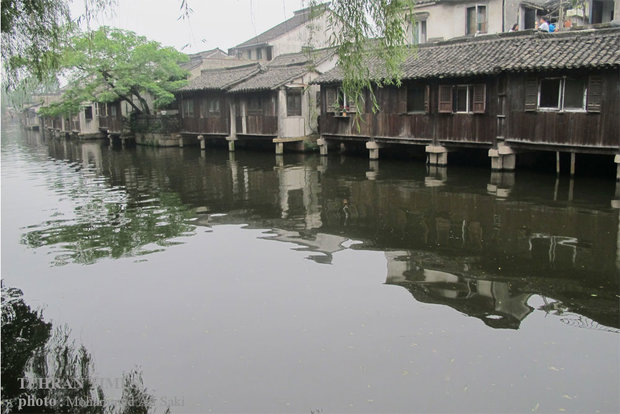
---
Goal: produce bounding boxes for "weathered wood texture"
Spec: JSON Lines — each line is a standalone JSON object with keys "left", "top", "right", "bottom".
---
{"left": 237, "top": 115, "right": 278, "bottom": 135}
{"left": 506, "top": 72, "right": 619, "bottom": 149}
{"left": 179, "top": 93, "right": 229, "bottom": 135}
{"left": 320, "top": 81, "right": 496, "bottom": 145}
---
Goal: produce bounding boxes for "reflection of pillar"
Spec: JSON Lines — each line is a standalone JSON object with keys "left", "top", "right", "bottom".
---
{"left": 384, "top": 251, "right": 412, "bottom": 284}
{"left": 303, "top": 165, "right": 322, "bottom": 229}
{"left": 317, "top": 156, "right": 328, "bottom": 174}
{"left": 616, "top": 210, "right": 619, "bottom": 271}
{"left": 81, "top": 142, "right": 103, "bottom": 171}
{"left": 425, "top": 166, "right": 447, "bottom": 187}
{"left": 487, "top": 171, "right": 515, "bottom": 198}
{"left": 366, "top": 160, "right": 379, "bottom": 180}
{"left": 228, "top": 153, "right": 239, "bottom": 196}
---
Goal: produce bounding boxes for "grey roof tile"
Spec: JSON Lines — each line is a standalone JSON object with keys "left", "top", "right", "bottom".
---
{"left": 314, "top": 28, "right": 620, "bottom": 84}
{"left": 178, "top": 64, "right": 261, "bottom": 92}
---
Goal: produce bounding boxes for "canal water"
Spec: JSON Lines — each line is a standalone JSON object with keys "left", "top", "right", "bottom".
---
{"left": 2, "top": 124, "right": 619, "bottom": 413}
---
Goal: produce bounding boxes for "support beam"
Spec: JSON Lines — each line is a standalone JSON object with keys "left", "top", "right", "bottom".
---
{"left": 366, "top": 141, "right": 383, "bottom": 160}
{"left": 197, "top": 135, "right": 205, "bottom": 150}
{"left": 426, "top": 145, "right": 448, "bottom": 166}
{"left": 570, "top": 152, "right": 576, "bottom": 176}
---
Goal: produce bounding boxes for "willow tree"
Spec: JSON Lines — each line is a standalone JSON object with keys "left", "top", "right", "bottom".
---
{"left": 57, "top": 26, "right": 189, "bottom": 115}
{"left": 310, "top": 0, "right": 416, "bottom": 115}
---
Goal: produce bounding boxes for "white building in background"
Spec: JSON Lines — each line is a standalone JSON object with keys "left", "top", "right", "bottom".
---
{"left": 228, "top": 3, "right": 336, "bottom": 62}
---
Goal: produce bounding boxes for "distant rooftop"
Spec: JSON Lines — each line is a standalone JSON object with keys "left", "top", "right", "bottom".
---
{"left": 232, "top": 3, "right": 329, "bottom": 50}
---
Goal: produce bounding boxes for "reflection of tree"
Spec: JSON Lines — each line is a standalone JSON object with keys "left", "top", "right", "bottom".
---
{"left": 20, "top": 190, "right": 195, "bottom": 266}
{"left": 1, "top": 286, "right": 163, "bottom": 413}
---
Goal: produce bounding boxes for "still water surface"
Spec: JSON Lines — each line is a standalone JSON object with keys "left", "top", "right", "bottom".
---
{"left": 2, "top": 125, "right": 619, "bottom": 413}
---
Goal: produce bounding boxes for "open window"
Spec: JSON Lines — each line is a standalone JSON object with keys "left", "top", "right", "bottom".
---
{"left": 466, "top": 5, "right": 487, "bottom": 35}
{"left": 536, "top": 77, "right": 587, "bottom": 111}
{"left": 407, "top": 84, "right": 429, "bottom": 113}
{"left": 286, "top": 89, "right": 302, "bottom": 117}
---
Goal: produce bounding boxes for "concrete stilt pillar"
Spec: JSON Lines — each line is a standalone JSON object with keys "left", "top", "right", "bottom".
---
{"left": 556, "top": 151, "right": 561, "bottom": 175}
{"left": 226, "top": 137, "right": 236, "bottom": 152}
{"left": 615, "top": 154, "right": 619, "bottom": 181}
{"left": 488, "top": 143, "right": 515, "bottom": 171}
{"left": 197, "top": 135, "right": 205, "bottom": 150}
{"left": 426, "top": 145, "right": 448, "bottom": 166}
{"left": 317, "top": 137, "right": 328, "bottom": 156}
{"left": 178, "top": 134, "right": 184, "bottom": 148}
{"left": 275, "top": 142, "right": 284, "bottom": 155}
{"left": 366, "top": 141, "right": 382, "bottom": 160}
{"left": 339, "top": 142, "right": 347, "bottom": 154}
{"left": 570, "top": 152, "right": 576, "bottom": 176}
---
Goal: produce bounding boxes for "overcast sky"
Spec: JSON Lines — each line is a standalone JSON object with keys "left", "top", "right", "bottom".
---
{"left": 70, "top": 0, "right": 309, "bottom": 54}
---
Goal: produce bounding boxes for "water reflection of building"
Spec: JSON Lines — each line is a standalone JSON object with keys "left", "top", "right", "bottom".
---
{"left": 385, "top": 251, "right": 533, "bottom": 329}
{"left": 35, "top": 138, "right": 619, "bottom": 329}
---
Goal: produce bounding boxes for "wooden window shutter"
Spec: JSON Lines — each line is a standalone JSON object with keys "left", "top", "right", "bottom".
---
{"left": 424, "top": 85, "right": 430, "bottom": 114}
{"left": 438, "top": 85, "right": 453, "bottom": 113}
{"left": 472, "top": 84, "right": 486, "bottom": 113}
{"left": 586, "top": 76, "right": 602, "bottom": 113}
{"left": 524, "top": 77, "right": 538, "bottom": 112}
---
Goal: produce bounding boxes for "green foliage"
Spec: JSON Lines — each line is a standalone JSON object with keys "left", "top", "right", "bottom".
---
{"left": 58, "top": 26, "right": 189, "bottom": 115}
{"left": 1, "top": 0, "right": 117, "bottom": 89}
{"left": 311, "top": 0, "right": 415, "bottom": 118}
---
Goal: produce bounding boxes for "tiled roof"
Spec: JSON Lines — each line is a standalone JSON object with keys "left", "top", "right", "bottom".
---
{"left": 228, "top": 65, "right": 309, "bottom": 93}
{"left": 178, "top": 64, "right": 261, "bottom": 92}
{"left": 228, "top": 49, "right": 335, "bottom": 93}
{"left": 314, "top": 28, "right": 620, "bottom": 84}
{"left": 232, "top": 4, "right": 328, "bottom": 49}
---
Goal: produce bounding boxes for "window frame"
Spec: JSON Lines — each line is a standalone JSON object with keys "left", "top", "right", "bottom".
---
{"left": 466, "top": 4, "right": 488, "bottom": 35}
{"left": 286, "top": 88, "right": 303, "bottom": 117}
{"left": 84, "top": 106, "right": 93, "bottom": 121}
{"left": 537, "top": 76, "right": 587, "bottom": 112}
{"left": 406, "top": 84, "right": 429, "bottom": 114}
{"left": 182, "top": 98, "right": 194, "bottom": 118}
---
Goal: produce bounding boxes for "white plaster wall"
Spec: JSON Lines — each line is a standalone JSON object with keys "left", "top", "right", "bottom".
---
{"left": 271, "top": 12, "right": 335, "bottom": 57}
{"left": 79, "top": 104, "right": 100, "bottom": 134}
{"left": 414, "top": 0, "right": 504, "bottom": 41}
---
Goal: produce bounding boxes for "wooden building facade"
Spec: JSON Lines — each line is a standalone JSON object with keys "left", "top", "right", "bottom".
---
{"left": 315, "top": 28, "right": 620, "bottom": 173}
{"left": 176, "top": 49, "right": 336, "bottom": 152}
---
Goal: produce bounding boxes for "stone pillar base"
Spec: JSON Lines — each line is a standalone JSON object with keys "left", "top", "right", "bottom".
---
{"left": 197, "top": 135, "right": 205, "bottom": 150}
{"left": 488, "top": 144, "right": 515, "bottom": 171}
{"left": 275, "top": 142, "right": 284, "bottom": 155}
{"left": 366, "top": 141, "right": 382, "bottom": 160}
{"left": 426, "top": 145, "right": 448, "bottom": 166}
{"left": 226, "top": 136, "right": 237, "bottom": 152}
